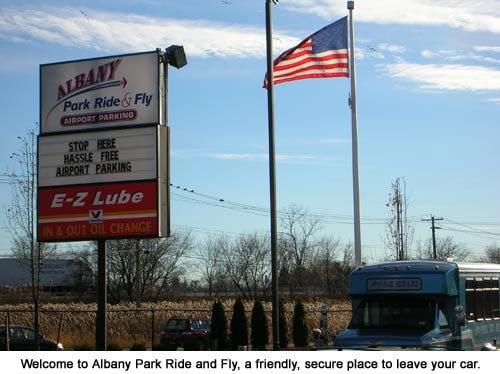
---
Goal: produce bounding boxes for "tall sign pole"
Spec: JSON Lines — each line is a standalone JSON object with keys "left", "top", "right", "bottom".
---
{"left": 347, "top": 1, "right": 362, "bottom": 267}
{"left": 95, "top": 239, "right": 106, "bottom": 350}
{"left": 265, "top": 0, "right": 280, "bottom": 350}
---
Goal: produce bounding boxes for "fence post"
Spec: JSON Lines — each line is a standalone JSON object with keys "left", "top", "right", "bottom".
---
{"left": 6, "top": 310, "right": 10, "bottom": 351}
{"left": 57, "top": 312, "right": 64, "bottom": 347}
{"left": 151, "top": 309, "right": 155, "bottom": 349}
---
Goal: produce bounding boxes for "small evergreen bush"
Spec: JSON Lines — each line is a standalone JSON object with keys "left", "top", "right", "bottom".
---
{"left": 278, "top": 299, "right": 289, "bottom": 348}
{"left": 292, "top": 299, "right": 309, "bottom": 348}
{"left": 250, "top": 299, "right": 268, "bottom": 350}
{"left": 209, "top": 299, "right": 228, "bottom": 350}
{"left": 230, "top": 297, "right": 249, "bottom": 350}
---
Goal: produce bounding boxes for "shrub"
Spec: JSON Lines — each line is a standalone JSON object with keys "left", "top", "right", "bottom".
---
{"left": 129, "top": 342, "right": 147, "bottom": 351}
{"left": 250, "top": 300, "right": 268, "bottom": 350}
{"left": 71, "top": 343, "right": 94, "bottom": 351}
{"left": 230, "top": 297, "right": 248, "bottom": 350}
{"left": 106, "top": 341, "right": 123, "bottom": 351}
{"left": 278, "top": 299, "right": 289, "bottom": 348}
{"left": 292, "top": 299, "right": 309, "bottom": 348}
{"left": 209, "top": 299, "right": 228, "bottom": 350}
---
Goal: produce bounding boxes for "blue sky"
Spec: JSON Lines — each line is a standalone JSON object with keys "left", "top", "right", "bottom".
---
{"left": 0, "top": 0, "right": 499, "bottom": 262}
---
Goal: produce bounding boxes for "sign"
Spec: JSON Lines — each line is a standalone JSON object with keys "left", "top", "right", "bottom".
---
{"left": 37, "top": 124, "right": 169, "bottom": 242}
{"left": 38, "top": 126, "right": 158, "bottom": 187}
{"left": 38, "top": 181, "right": 159, "bottom": 241}
{"left": 40, "top": 51, "right": 160, "bottom": 134}
{"left": 366, "top": 278, "right": 422, "bottom": 291}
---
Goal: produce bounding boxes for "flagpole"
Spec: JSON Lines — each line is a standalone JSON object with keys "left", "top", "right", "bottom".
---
{"left": 265, "top": 0, "right": 280, "bottom": 350}
{"left": 347, "top": 1, "right": 362, "bottom": 267}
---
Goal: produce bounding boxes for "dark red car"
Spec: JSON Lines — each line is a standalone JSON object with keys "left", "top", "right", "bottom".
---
{"left": 160, "top": 318, "right": 210, "bottom": 350}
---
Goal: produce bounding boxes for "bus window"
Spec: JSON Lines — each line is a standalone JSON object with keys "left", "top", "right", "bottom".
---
{"left": 349, "top": 297, "right": 435, "bottom": 331}
{"left": 484, "top": 278, "right": 492, "bottom": 319}
{"left": 475, "top": 278, "right": 485, "bottom": 320}
{"left": 492, "top": 278, "right": 500, "bottom": 319}
{"left": 438, "top": 304, "right": 450, "bottom": 330}
{"left": 465, "top": 278, "right": 475, "bottom": 321}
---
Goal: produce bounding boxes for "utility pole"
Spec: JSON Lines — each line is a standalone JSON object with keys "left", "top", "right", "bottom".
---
{"left": 422, "top": 215, "right": 443, "bottom": 259}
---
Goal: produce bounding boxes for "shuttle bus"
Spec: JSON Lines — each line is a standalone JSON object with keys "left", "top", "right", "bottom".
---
{"left": 335, "top": 260, "right": 500, "bottom": 350}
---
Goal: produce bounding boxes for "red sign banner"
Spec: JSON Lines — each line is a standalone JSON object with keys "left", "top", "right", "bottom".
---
{"left": 38, "top": 181, "right": 158, "bottom": 241}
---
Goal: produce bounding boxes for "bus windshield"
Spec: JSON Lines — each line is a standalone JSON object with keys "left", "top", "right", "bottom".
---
{"left": 349, "top": 297, "right": 436, "bottom": 330}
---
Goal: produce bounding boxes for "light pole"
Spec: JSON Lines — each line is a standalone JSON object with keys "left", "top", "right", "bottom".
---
{"left": 162, "top": 45, "right": 187, "bottom": 238}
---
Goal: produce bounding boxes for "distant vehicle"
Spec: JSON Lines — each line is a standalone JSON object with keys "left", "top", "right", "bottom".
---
{"left": 335, "top": 260, "right": 500, "bottom": 350}
{"left": 0, "top": 325, "right": 63, "bottom": 351}
{"left": 160, "top": 317, "right": 210, "bottom": 350}
{"left": 0, "top": 258, "right": 93, "bottom": 292}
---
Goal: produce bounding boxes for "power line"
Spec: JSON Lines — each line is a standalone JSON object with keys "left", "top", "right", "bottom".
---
{"left": 172, "top": 183, "right": 393, "bottom": 225}
{"left": 445, "top": 219, "right": 500, "bottom": 236}
{"left": 440, "top": 225, "right": 500, "bottom": 241}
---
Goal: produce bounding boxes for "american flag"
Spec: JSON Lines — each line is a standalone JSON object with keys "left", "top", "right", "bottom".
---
{"left": 264, "top": 17, "right": 349, "bottom": 87}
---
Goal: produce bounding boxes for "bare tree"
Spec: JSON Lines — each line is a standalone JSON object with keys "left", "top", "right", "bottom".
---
{"left": 312, "top": 236, "right": 343, "bottom": 297}
{"left": 6, "top": 128, "right": 56, "bottom": 350}
{"left": 198, "top": 235, "right": 226, "bottom": 297}
{"left": 384, "top": 177, "right": 414, "bottom": 260}
{"left": 75, "top": 230, "right": 193, "bottom": 302}
{"left": 416, "top": 236, "right": 470, "bottom": 261}
{"left": 140, "top": 233, "right": 193, "bottom": 301}
{"left": 340, "top": 243, "right": 356, "bottom": 295}
{"left": 482, "top": 244, "right": 500, "bottom": 264}
{"left": 280, "top": 203, "right": 321, "bottom": 295}
{"left": 221, "top": 233, "right": 271, "bottom": 299}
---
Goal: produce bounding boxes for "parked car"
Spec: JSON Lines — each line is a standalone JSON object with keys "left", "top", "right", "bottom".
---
{"left": 0, "top": 325, "right": 63, "bottom": 351}
{"left": 160, "top": 317, "right": 210, "bottom": 350}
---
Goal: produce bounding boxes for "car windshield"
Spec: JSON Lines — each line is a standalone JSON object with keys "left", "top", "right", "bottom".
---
{"left": 192, "top": 320, "right": 210, "bottom": 330}
{"left": 165, "top": 319, "right": 188, "bottom": 330}
{"left": 349, "top": 297, "right": 435, "bottom": 330}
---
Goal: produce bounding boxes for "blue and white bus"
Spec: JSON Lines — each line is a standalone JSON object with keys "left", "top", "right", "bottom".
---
{"left": 335, "top": 260, "right": 500, "bottom": 350}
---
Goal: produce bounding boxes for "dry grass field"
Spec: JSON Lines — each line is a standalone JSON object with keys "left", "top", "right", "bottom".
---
{"left": 0, "top": 299, "right": 351, "bottom": 350}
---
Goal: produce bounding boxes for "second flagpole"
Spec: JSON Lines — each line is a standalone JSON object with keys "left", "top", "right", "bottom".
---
{"left": 347, "top": 1, "right": 362, "bottom": 267}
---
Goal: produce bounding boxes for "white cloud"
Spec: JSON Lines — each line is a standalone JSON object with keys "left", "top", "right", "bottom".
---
{"left": 486, "top": 98, "right": 500, "bottom": 104}
{"left": 197, "top": 152, "right": 336, "bottom": 165}
{"left": 285, "top": 0, "right": 500, "bottom": 34}
{"left": 420, "top": 49, "right": 500, "bottom": 64}
{"left": 421, "top": 50, "right": 435, "bottom": 58}
{"left": 421, "top": 49, "right": 459, "bottom": 59}
{"left": 378, "top": 43, "right": 406, "bottom": 54}
{"left": 0, "top": 7, "right": 300, "bottom": 58}
{"left": 355, "top": 47, "right": 385, "bottom": 60}
{"left": 474, "top": 46, "right": 500, "bottom": 53}
{"left": 380, "top": 63, "right": 500, "bottom": 91}
{"left": 203, "top": 152, "right": 316, "bottom": 162}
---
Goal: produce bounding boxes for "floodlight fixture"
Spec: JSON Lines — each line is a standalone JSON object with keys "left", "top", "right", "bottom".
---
{"left": 165, "top": 45, "right": 187, "bottom": 69}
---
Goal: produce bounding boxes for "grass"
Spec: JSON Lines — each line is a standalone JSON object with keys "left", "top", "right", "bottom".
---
{"left": 0, "top": 299, "right": 351, "bottom": 350}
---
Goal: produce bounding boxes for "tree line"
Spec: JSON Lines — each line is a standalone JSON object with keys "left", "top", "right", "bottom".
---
{"left": 5, "top": 130, "right": 500, "bottom": 306}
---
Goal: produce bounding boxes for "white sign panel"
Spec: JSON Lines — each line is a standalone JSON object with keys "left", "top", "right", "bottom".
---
{"left": 38, "top": 126, "right": 158, "bottom": 187}
{"left": 40, "top": 51, "right": 159, "bottom": 134}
